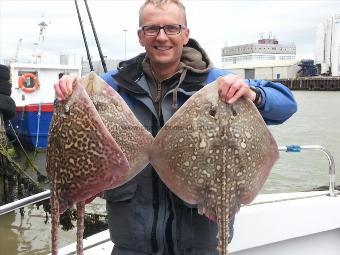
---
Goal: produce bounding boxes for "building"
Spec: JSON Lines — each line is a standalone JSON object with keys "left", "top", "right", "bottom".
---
{"left": 314, "top": 14, "right": 340, "bottom": 76}
{"left": 221, "top": 37, "right": 299, "bottom": 79}
{"left": 81, "top": 58, "right": 121, "bottom": 76}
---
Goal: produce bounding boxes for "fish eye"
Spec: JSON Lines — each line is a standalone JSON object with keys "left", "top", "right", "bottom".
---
{"left": 94, "top": 101, "right": 105, "bottom": 110}
{"left": 230, "top": 105, "right": 237, "bottom": 116}
{"left": 64, "top": 104, "right": 70, "bottom": 115}
{"left": 209, "top": 106, "right": 217, "bottom": 117}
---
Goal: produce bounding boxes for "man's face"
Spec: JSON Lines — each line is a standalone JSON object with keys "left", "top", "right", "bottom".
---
{"left": 138, "top": 3, "right": 190, "bottom": 70}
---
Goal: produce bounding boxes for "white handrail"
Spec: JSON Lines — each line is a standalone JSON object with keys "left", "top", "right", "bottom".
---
{"left": 278, "top": 145, "right": 336, "bottom": 197}
{"left": 0, "top": 190, "right": 50, "bottom": 216}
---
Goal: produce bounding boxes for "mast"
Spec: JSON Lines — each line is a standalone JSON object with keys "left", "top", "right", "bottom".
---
{"left": 74, "top": 0, "right": 93, "bottom": 71}
{"left": 84, "top": 0, "right": 107, "bottom": 73}
{"left": 33, "top": 21, "right": 48, "bottom": 64}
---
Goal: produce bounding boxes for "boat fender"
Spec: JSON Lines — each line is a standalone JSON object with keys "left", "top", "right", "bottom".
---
{"left": 18, "top": 73, "right": 39, "bottom": 93}
{"left": 0, "top": 79, "right": 12, "bottom": 96}
{"left": 0, "top": 94, "right": 16, "bottom": 121}
{"left": 0, "top": 64, "right": 10, "bottom": 81}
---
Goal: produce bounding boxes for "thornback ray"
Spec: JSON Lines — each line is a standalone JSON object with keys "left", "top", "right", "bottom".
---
{"left": 150, "top": 81, "right": 279, "bottom": 255}
{"left": 46, "top": 71, "right": 153, "bottom": 255}
{"left": 80, "top": 71, "right": 154, "bottom": 178}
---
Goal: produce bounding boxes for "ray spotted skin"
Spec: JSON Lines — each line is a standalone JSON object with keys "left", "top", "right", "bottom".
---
{"left": 80, "top": 72, "right": 154, "bottom": 178}
{"left": 47, "top": 72, "right": 153, "bottom": 255}
{"left": 150, "top": 81, "right": 279, "bottom": 255}
{"left": 47, "top": 81, "right": 130, "bottom": 255}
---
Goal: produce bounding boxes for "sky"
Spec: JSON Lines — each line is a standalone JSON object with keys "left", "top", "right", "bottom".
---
{"left": 0, "top": 0, "right": 339, "bottom": 68}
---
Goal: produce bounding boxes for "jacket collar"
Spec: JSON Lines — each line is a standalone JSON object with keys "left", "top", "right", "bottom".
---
{"left": 112, "top": 38, "right": 211, "bottom": 95}
{"left": 113, "top": 53, "right": 148, "bottom": 95}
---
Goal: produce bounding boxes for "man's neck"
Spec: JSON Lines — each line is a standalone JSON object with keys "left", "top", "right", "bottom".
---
{"left": 151, "top": 62, "right": 181, "bottom": 81}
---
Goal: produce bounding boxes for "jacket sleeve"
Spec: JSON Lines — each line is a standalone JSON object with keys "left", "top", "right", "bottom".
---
{"left": 206, "top": 68, "right": 297, "bottom": 125}
{"left": 245, "top": 79, "right": 297, "bottom": 125}
{"left": 101, "top": 69, "right": 119, "bottom": 90}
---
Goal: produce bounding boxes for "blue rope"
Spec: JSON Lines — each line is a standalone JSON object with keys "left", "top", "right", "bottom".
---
{"left": 34, "top": 102, "right": 42, "bottom": 150}
{"left": 286, "top": 145, "right": 301, "bottom": 152}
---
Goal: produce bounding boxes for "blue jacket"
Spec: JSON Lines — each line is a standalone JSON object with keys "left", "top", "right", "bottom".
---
{"left": 102, "top": 40, "right": 297, "bottom": 255}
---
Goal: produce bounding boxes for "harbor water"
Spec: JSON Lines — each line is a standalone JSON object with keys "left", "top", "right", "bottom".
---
{"left": 0, "top": 90, "right": 340, "bottom": 254}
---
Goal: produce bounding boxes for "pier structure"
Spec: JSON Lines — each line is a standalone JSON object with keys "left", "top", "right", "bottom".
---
{"left": 273, "top": 76, "right": 340, "bottom": 91}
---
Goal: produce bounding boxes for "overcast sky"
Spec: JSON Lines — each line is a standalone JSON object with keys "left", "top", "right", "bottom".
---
{"left": 0, "top": 0, "right": 339, "bottom": 67}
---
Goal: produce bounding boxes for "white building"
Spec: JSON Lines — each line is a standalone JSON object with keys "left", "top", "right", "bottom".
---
{"left": 81, "top": 59, "right": 121, "bottom": 76}
{"left": 225, "top": 60, "right": 300, "bottom": 80}
{"left": 221, "top": 37, "right": 298, "bottom": 79}
{"left": 314, "top": 14, "right": 340, "bottom": 76}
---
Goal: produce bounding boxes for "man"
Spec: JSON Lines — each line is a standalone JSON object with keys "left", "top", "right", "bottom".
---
{"left": 55, "top": 1, "right": 297, "bottom": 254}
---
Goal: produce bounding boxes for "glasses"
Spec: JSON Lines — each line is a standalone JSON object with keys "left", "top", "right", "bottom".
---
{"left": 139, "top": 24, "right": 186, "bottom": 36}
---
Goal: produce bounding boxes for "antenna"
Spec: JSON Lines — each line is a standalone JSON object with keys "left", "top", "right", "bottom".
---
{"left": 269, "top": 31, "right": 272, "bottom": 39}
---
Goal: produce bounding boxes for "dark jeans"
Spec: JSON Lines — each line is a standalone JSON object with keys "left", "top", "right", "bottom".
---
{"left": 111, "top": 246, "right": 219, "bottom": 255}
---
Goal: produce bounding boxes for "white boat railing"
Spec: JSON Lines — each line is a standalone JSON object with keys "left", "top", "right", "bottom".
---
{"left": 278, "top": 145, "right": 336, "bottom": 197}
{"left": 0, "top": 144, "right": 336, "bottom": 216}
{"left": 0, "top": 190, "right": 50, "bottom": 216}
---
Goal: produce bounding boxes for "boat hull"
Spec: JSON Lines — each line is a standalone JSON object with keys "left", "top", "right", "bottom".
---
{"left": 8, "top": 103, "right": 54, "bottom": 149}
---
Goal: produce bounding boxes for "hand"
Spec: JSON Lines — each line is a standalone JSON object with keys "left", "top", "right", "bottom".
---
{"left": 54, "top": 74, "right": 79, "bottom": 101}
{"left": 217, "top": 75, "right": 256, "bottom": 104}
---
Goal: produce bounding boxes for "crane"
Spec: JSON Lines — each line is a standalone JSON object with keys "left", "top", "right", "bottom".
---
{"left": 10, "top": 38, "right": 23, "bottom": 63}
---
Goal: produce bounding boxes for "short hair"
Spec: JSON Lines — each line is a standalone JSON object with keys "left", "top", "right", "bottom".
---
{"left": 139, "top": 0, "right": 187, "bottom": 26}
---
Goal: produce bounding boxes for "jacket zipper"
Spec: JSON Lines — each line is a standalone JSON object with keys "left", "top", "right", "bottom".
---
{"left": 156, "top": 81, "right": 162, "bottom": 117}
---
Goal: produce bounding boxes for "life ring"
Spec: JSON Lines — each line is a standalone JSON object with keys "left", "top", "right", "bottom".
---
{"left": 18, "top": 73, "right": 39, "bottom": 93}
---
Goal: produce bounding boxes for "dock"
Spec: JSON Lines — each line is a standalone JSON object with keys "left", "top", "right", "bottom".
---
{"left": 272, "top": 76, "right": 340, "bottom": 91}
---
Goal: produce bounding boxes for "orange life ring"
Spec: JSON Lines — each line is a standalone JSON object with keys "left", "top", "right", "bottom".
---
{"left": 18, "top": 73, "right": 39, "bottom": 93}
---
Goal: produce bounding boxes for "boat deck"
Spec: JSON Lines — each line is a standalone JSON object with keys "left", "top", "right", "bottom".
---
{"left": 55, "top": 190, "right": 340, "bottom": 255}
